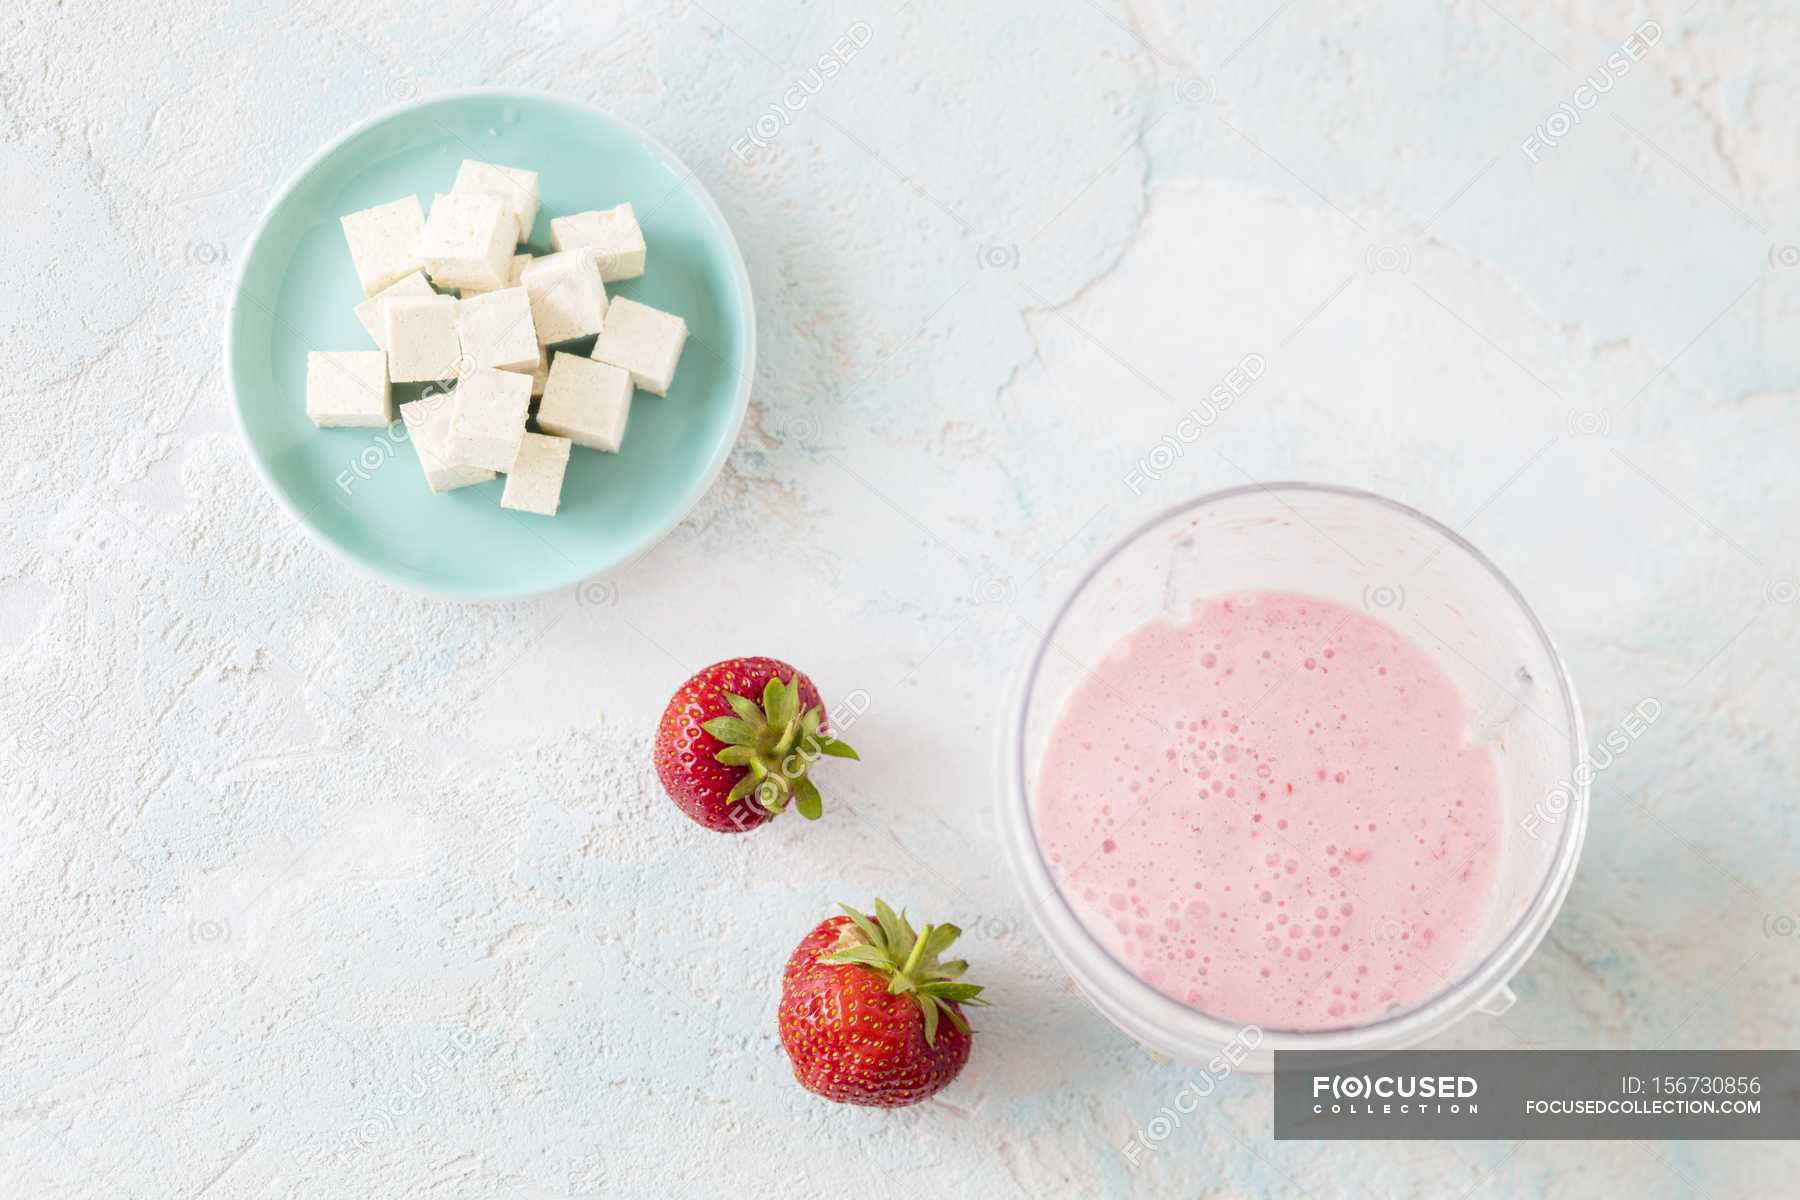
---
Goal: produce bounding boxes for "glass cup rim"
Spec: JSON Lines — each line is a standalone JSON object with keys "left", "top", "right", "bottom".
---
{"left": 1007, "top": 481, "right": 1590, "bottom": 1045}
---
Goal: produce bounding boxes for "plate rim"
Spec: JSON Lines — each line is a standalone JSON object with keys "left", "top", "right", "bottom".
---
{"left": 223, "top": 86, "right": 756, "bottom": 603}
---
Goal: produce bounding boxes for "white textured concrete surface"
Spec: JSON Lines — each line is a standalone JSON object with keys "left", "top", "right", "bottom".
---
{"left": 3, "top": 1, "right": 1798, "bottom": 1196}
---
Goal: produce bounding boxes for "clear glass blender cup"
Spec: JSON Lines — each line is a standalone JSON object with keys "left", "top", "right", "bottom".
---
{"left": 998, "top": 483, "right": 1589, "bottom": 1069}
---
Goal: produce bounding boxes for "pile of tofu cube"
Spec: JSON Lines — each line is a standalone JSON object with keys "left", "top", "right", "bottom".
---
{"left": 305, "top": 159, "right": 690, "bottom": 516}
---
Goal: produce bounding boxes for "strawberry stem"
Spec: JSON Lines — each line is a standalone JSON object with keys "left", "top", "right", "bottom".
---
{"left": 902, "top": 924, "right": 931, "bottom": 977}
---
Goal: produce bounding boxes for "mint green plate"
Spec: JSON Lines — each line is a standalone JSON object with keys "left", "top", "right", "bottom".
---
{"left": 227, "top": 89, "right": 754, "bottom": 600}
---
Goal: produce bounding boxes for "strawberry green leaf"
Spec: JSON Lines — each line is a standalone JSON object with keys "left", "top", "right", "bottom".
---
{"left": 919, "top": 992, "right": 941, "bottom": 1046}
{"left": 817, "top": 739, "right": 860, "bottom": 760}
{"left": 723, "top": 691, "right": 763, "bottom": 723}
{"left": 793, "top": 776, "right": 823, "bottom": 820}
{"left": 918, "top": 981, "right": 986, "bottom": 1004}
{"left": 761, "top": 677, "right": 789, "bottom": 726}
{"left": 873, "top": 900, "right": 910, "bottom": 953}
{"left": 701, "top": 717, "right": 758, "bottom": 745}
{"left": 756, "top": 778, "right": 787, "bottom": 812}
{"left": 822, "top": 944, "right": 891, "bottom": 970}
{"left": 838, "top": 905, "right": 884, "bottom": 948}
{"left": 726, "top": 774, "right": 758, "bottom": 805}
{"left": 714, "top": 745, "right": 756, "bottom": 766}
{"left": 923, "top": 924, "right": 962, "bottom": 961}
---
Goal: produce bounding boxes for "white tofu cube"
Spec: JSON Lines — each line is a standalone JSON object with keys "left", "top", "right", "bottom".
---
{"left": 448, "top": 367, "right": 532, "bottom": 472}
{"left": 353, "top": 270, "right": 434, "bottom": 350}
{"left": 452, "top": 160, "right": 540, "bottom": 242}
{"left": 519, "top": 250, "right": 607, "bottom": 346}
{"left": 456, "top": 286, "right": 538, "bottom": 372}
{"left": 589, "top": 297, "right": 688, "bottom": 396}
{"left": 340, "top": 196, "right": 426, "bottom": 297}
{"left": 385, "top": 294, "right": 463, "bottom": 383}
{"left": 401, "top": 392, "right": 495, "bottom": 493}
{"left": 306, "top": 351, "right": 391, "bottom": 427}
{"left": 500, "top": 343, "right": 550, "bottom": 397}
{"left": 550, "top": 203, "right": 646, "bottom": 282}
{"left": 458, "top": 253, "right": 532, "bottom": 298}
{"left": 421, "top": 192, "right": 514, "bottom": 292}
{"left": 501, "top": 432, "right": 573, "bottom": 516}
{"left": 536, "top": 354, "right": 633, "bottom": 452}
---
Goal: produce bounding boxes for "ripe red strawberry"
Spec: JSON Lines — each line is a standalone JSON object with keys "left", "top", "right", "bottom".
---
{"left": 653, "top": 657, "right": 859, "bottom": 833}
{"left": 779, "top": 901, "right": 990, "bottom": 1107}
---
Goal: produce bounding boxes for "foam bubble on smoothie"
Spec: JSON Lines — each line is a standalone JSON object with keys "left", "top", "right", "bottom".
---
{"left": 1033, "top": 590, "right": 1502, "bottom": 1029}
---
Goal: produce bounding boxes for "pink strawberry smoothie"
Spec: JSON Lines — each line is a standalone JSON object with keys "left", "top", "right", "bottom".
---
{"left": 1034, "top": 590, "right": 1502, "bottom": 1029}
